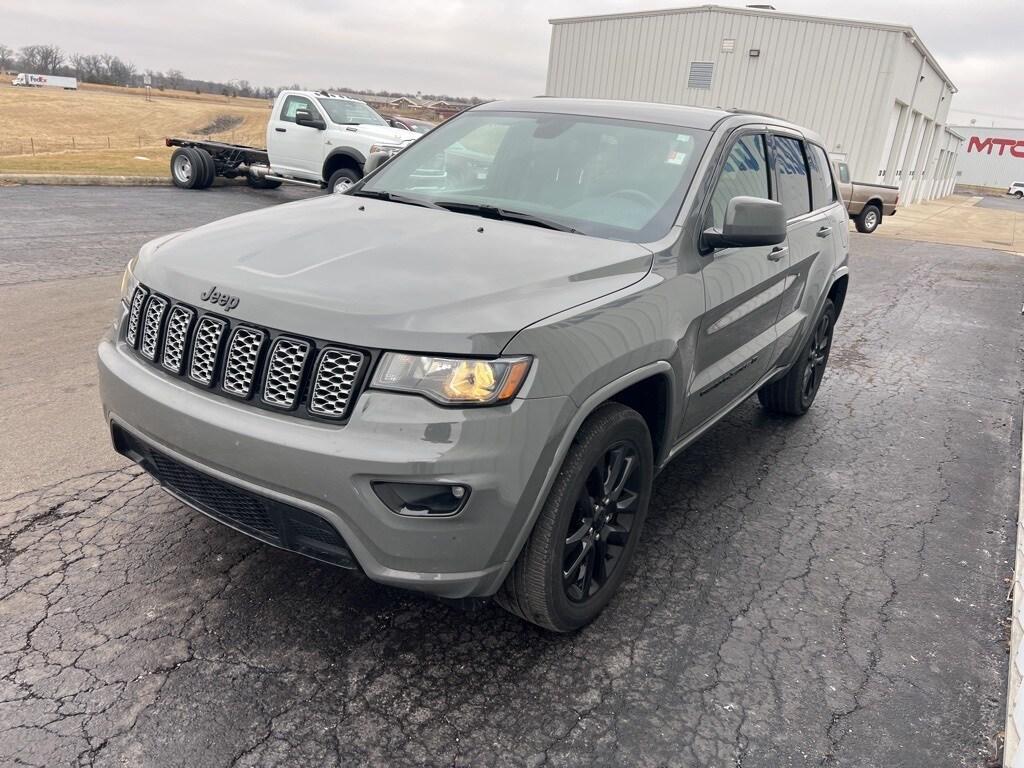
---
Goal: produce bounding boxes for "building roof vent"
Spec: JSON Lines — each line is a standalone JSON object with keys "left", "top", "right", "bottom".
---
{"left": 746, "top": 4, "right": 776, "bottom": 9}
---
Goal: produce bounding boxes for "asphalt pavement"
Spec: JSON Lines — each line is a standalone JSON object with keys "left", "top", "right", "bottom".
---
{"left": 975, "top": 195, "right": 1024, "bottom": 213}
{"left": 0, "top": 185, "right": 1021, "bottom": 767}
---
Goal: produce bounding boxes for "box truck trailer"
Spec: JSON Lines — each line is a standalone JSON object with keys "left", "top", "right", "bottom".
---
{"left": 11, "top": 73, "right": 78, "bottom": 89}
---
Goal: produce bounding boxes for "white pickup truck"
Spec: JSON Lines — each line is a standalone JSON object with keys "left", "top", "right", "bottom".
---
{"left": 165, "top": 90, "right": 420, "bottom": 193}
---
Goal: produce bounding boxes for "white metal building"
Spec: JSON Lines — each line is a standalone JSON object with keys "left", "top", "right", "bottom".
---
{"left": 949, "top": 126, "right": 1024, "bottom": 191}
{"left": 545, "top": 5, "right": 962, "bottom": 205}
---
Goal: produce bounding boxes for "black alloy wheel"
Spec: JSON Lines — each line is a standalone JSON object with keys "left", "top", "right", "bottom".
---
{"left": 562, "top": 441, "right": 641, "bottom": 603}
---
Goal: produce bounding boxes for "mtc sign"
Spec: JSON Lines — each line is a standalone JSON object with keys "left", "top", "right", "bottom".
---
{"left": 968, "top": 136, "right": 1024, "bottom": 159}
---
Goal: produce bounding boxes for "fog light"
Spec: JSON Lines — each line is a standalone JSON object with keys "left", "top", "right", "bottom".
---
{"left": 372, "top": 482, "right": 470, "bottom": 517}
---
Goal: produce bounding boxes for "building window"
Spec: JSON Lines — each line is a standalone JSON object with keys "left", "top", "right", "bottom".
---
{"left": 688, "top": 62, "right": 714, "bottom": 89}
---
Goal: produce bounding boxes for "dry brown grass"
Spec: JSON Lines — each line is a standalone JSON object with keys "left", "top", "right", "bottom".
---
{"left": 0, "top": 81, "right": 271, "bottom": 175}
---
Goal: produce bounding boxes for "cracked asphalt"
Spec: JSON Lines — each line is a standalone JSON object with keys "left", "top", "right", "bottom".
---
{"left": 1, "top": 186, "right": 1022, "bottom": 767}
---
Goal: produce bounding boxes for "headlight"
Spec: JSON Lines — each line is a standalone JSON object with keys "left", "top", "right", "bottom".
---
{"left": 120, "top": 255, "right": 139, "bottom": 308}
{"left": 371, "top": 353, "right": 532, "bottom": 405}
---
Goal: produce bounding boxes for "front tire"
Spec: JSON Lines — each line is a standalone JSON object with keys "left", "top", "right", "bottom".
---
{"left": 328, "top": 168, "right": 361, "bottom": 194}
{"left": 1015, "top": 191, "right": 1023, "bottom": 200}
{"left": 854, "top": 203, "right": 881, "bottom": 233}
{"left": 758, "top": 299, "right": 836, "bottom": 416}
{"left": 496, "top": 403, "right": 653, "bottom": 632}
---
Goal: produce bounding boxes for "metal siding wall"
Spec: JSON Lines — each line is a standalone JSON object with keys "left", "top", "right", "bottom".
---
{"left": 547, "top": 10, "right": 907, "bottom": 183}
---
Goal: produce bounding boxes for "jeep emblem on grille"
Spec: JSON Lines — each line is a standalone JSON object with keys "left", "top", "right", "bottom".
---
{"left": 200, "top": 286, "right": 240, "bottom": 311}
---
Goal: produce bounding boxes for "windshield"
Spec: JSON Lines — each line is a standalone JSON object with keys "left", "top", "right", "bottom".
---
{"left": 361, "top": 110, "right": 709, "bottom": 242}
{"left": 317, "top": 98, "right": 388, "bottom": 127}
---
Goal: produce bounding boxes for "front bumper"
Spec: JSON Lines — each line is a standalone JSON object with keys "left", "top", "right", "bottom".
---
{"left": 98, "top": 330, "right": 573, "bottom": 598}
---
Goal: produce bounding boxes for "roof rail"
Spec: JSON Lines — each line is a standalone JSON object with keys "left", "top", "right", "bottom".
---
{"left": 720, "top": 106, "right": 790, "bottom": 122}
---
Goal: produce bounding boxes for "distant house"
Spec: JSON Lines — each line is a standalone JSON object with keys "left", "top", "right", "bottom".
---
{"left": 388, "top": 96, "right": 423, "bottom": 110}
{"left": 427, "top": 100, "right": 471, "bottom": 118}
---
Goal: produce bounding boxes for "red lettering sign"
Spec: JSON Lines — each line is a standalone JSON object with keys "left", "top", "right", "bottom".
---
{"left": 968, "top": 136, "right": 1024, "bottom": 159}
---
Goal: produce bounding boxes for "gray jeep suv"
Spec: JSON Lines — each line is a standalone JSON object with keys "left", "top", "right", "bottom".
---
{"left": 99, "top": 99, "right": 849, "bottom": 631}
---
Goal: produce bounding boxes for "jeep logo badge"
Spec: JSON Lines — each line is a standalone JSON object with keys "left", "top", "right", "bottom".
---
{"left": 200, "top": 286, "right": 240, "bottom": 311}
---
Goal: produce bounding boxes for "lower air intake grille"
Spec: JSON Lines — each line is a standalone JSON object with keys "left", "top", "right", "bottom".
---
{"left": 112, "top": 425, "right": 355, "bottom": 569}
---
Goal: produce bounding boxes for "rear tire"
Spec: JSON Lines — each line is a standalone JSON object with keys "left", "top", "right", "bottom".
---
{"left": 758, "top": 299, "right": 836, "bottom": 416}
{"left": 1015, "top": 191, "right": 1023, "bottom": 200}
{"left": 328, "top": 168, "right": 361, "bottom": 194}
{"left": 854, "top": 203, "right": 881, "bottom": 233}
{"left": 170, "top": 147, "right": 201, "bottom": 190}
{"left": 496, "top": 403, "right": 653, "bottom": 632}
{"left": 193, "top": 148, "right": 216, "bottom": 189}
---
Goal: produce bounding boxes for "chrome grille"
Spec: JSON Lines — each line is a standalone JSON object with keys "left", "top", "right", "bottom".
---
{"left": 262, "top": 338, "right": 310, "bottom": 408}
{"left": 161, "top": 305, "right": 195, "bottom": 374}
{"left": 189, "top": 316, "right": 227, "bottom": 385}
{"left": 309, "top": 348, "right": 365, "bottom": 418}
{"left": 126, "top": 286, "right": 148, "bottom": 347}
{"left": 222, "top": 327, "right": 266, "bottom": 397}
{"left": 139, "top": 295, "right": 168, "bottom": 360}
{"left": 125, "top": 283, "right": 368, "bottom": 422}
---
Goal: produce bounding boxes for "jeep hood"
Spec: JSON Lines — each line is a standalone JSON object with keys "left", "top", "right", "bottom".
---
{"left": 137, "top": 194, "right": 654, "bottom": 355}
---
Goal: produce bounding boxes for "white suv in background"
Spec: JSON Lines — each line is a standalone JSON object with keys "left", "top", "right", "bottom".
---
{"left": 1007, "top": 182, "right": 1024, "bottom": 199}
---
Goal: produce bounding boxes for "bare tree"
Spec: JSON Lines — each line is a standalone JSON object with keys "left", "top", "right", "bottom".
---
{"left": 37, "top": 44, "right": 64, "bottom": 73}
{"left": 165, "top": 68, "right": 184, "bottom": 90}
{"left": 0, "top": 45, "right": 13, "bottom": 73}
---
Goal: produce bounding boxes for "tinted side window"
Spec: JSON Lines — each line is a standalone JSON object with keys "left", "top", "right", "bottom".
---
{"left": 709, "top": 134, "right": 770, "bottom": 230}
{"left": 773, "top": 136, "right": 811, "bottom": 219}
{"left": 807, "top": 144, "right": 836, "bottom": 210}
{"left": 280, "top": 95, "right": 314, "bottom": 123}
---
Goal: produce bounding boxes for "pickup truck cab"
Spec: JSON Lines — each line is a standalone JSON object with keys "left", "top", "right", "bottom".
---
{"left": 268, "top": 91, "right": 420, "bottom": 192}
{"left": 102, "top": 99, "right": 849, "bottom": 632}
{"left": 166, "top": 91, "right": 419, "bottom": 193}
{"left": 832, "top": 160, "right": 898, "bottom": 234}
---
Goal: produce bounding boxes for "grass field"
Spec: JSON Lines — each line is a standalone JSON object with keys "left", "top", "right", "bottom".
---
{"left": 0, "top": 80, "right": 272, "bottom": 176}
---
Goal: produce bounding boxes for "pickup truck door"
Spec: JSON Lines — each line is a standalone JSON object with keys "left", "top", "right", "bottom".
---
{"left": 682, "top": 130, "right": 789, "bottom": 434}
{"left": 270, "top": 94, "right": 326, "bottom": 179}
{"left": 771, "top": 134, "right": 843, "bottom": 361}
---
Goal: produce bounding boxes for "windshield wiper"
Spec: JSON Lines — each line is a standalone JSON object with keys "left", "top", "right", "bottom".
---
{"left": 350, "top": 189, "right": 442, "bottom": 209}
{"left": 432, "top": 201, "right": 578, "bottom": 233}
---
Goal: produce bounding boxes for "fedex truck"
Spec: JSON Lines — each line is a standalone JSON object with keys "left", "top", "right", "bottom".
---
{"left": 11, "top": 73, "right": 78, "bottom": 89}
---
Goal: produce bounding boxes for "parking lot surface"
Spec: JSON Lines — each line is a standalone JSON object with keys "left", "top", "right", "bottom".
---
{"left": 1, "top": 186, "right": 1021, "bottom": 767}
{"left": 976, "top": 195, "right": 1024, "bottom": 213}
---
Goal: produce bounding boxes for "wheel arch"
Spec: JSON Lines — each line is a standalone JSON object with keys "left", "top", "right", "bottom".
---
{"left": 827, "top": 272, "right": 849, "bottom": 319}
{"left": 322, "top": 149, "right": 365, "bottom": 182}
{"left": 862, "top": 197, "right": 884, "bottom": 215}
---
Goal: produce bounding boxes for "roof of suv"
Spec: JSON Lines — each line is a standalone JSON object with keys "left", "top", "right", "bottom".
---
{"left": 475, "top": 97, "right": 815, "bottom": 134}
{"left": 475, "top": 98, "right": 730, "bottom": 130}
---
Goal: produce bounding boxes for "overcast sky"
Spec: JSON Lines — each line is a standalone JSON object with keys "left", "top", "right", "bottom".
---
{"left": 3, "top": 0, "right": 1021, "bottom": 126}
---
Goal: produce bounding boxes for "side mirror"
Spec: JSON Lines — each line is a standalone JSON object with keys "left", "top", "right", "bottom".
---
{"left": 363, "top": 151, "right": 393, "bottom": 175}
{"left": 702, "top": 196, "right": 787, "bottom": 250}
{"left": 294, "top": 109, "right": 326, "bottom": 130}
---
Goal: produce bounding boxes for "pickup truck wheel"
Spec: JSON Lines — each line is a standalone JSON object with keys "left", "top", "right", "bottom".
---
{"left": 170, "top": 148, "right": 201, "bottom": 190}
{"left": 328, "top": 168, "right": 361, "bottom": 194}
{"left": 496, "top": 403, "right": 653, "bottom": 632}
{"left": 758, "top": 298, "right": 836, "bottom": 416}
{"left": 854, "top": 203, "right": 881, "bottom": 233}
{"left": 194, "top": 148, "right": 216, "bottom": 189}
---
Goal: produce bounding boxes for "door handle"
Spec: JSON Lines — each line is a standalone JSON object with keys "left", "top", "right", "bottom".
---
{"left": 816, "top": 226, "right": 832, "bottom": 238}
{"left": 275, "top": 127, "right": 287, "bottom": 133}
{"left": 767, "top": 246, "right": 788, "bottom": 262}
